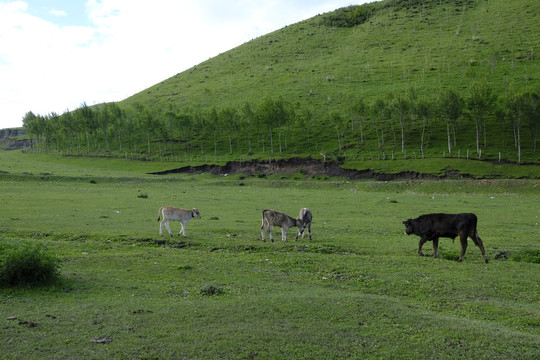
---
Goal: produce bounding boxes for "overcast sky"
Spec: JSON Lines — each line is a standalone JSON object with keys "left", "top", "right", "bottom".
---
{"left": 0, "top": 0, "right": 369, "bottom": 129}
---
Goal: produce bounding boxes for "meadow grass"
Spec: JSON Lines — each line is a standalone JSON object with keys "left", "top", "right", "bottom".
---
{"left": 0, "top": 153, "right": 539, "bottom": 359}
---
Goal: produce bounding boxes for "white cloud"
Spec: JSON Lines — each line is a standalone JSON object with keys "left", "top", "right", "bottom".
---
{"left": 0, "top": 0, "right": 366, "bottom": 128}
{"left": 49, "top": 9, "right": 67, "bottom": 16}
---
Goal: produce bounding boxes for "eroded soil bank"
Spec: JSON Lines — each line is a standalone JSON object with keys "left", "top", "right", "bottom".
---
{"left": 149, "top": 158, "right": 444, "bottom": 180}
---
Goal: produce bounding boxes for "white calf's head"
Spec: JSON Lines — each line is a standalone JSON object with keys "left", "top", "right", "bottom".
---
{"left": 192, "top": 208, "right": 201, "bottom": 219}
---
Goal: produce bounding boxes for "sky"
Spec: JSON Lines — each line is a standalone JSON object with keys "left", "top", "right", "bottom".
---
{"left": 0, "top": 0, "right": 369, "bottom": 129}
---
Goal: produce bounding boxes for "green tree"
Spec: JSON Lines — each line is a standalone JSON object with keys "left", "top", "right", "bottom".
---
{"left": 60, "top": 110, "right": 76, "bottom": 154}
{"left": 439, "top": 89, "right": 464, "bottom": 154}
{"left": 134, "top": 103, "right": 156, "bottom": 155}
{"left": 218, "top": 107, "right": 237, "bottom": 155}
{"left": 371, "top": 98, "right": 387, "bottom": 149}
{"left": 75, "top": 102, "right": 96, "bottom": 155}
{"left": 524, "top": 89, "right": 539, "bottom": 152}
{"left": 505, "top": 92, "right": 528, "bottom": 162}
{"left": 348, "top": 96, "right": 368, "bottom": 146}
{"left": 390, "top": 93, "right": 409, "bottom": 153}
{"left": 467, "top": 82, "right": 497, "bottom": 154}
{"left": 240, "top": 102, "right": 256, "bottom": 154}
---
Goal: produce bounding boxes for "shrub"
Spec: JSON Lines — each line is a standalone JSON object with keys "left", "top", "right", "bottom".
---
{"left": 0, "top": 241, "right": 62, "bottom": 286}
{"left": 321, "top": 4, "right": 374, "bottom": 28}
{"left": 200, "top": 284, "right": 224, "bottom": 296}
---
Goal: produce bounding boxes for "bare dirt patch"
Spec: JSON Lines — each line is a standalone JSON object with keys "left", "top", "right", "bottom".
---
{"left": 149, "top": 158, "right": 443, "bottom": 180}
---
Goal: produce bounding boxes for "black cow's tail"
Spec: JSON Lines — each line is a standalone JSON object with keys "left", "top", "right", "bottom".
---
{"left": 474, "top": 229, "right": 481, "bottom": 243}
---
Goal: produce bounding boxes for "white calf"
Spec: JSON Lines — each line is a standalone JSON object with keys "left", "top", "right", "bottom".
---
{"left": 158, "top": 206, "right": 201, "bottom": 236}
{"left": 295, "top": 208, "right": 312, "bottom": 240}
{"left": 260, "top": 209, "right": 304, "bottom": 242}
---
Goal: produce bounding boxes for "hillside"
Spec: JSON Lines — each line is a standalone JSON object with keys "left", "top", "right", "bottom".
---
{"left": 20, "top": 0, "right": 540, "bottom": 167}
{"left": 125, "top": 0, "right": 539, "bottom": 112}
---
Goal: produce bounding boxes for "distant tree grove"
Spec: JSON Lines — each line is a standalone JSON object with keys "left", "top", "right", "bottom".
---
{"left": 22, "top": 84, "right": 539, "bottom": 163}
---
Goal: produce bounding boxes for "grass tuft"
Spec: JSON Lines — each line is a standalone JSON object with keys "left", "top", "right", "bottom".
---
{"left": 510, "top": 249, "right": 540, "bottom": 264}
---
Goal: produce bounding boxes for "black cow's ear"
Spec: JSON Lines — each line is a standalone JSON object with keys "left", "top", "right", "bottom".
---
{"left": 402, "top": 220, "right": 408, "bottom": 225}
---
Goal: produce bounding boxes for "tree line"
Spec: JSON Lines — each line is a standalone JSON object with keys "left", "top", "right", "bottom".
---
{"left": 23, "top": 82, "right": 539, "bottom": 163}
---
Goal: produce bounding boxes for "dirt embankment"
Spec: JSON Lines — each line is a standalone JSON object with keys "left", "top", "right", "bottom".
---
{"left": 149, "top": 158, "right": 442, "bottom": 181}
{"left": 0, "top": 128, "right": 30, "bottom": 150}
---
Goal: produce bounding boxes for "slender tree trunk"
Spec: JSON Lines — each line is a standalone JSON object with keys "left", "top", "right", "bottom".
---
{"left": 248, "top": 126, "right": 252, "bottom": 153}
{"left": 517, "top": 127, "right": 521, "bottom": 163}
{"left": 475, "top": 120, "right": 481, "bottom": 154}
{"left": 269, "top": 126, "right": 273, "bottom": 154}
{"left": 359, "top": 119, "right": 364, "bottom": 145}
{"left": 104, "top": 130, "right": 109, "bottom": 153}
{"left": 214, "top": 133, "right": 217, "bottom": 160}
{"left": 483, "top": 120, "right": 487, "bottom": 148}
{"left": 278, "top": 129, "right": 282, "bottom": 154}
{"left": 400, "top": 119, "right": 405, "bottom": 153}
{"left": 421, "top": 120, "right": 426, "bottom": 153}
{"left": 228, "top": 124, "right": 233, "bottom": 155}
{"left": 447, "top": 123, "right": 452, "bottom": 153}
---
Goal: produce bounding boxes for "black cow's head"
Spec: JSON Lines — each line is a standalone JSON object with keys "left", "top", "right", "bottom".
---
{"left": 295, "top": 219, "right": 306, "bottom": 234}
{"left": 402, "top": 219, "right": 414, "bottom": 235}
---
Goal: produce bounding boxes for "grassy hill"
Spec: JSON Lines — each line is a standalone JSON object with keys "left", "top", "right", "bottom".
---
{"left": 126, "top": 0, "right": 538, "bottom": 111}
{"left": 18, "top": 0, "right": 540, "bottom": 170}
{"left": 121, "top": 0, "right": 539, "bottom": 163}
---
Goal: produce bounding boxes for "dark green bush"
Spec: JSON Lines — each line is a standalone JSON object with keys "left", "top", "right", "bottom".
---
{"left": 0, "top": 241, "right": 62, "bottom": 286}
{"left": 200, "top": 284, "right": 224, "bottom": 296}
{"left": 321, "top": 4, "right": 374, "bottom": 28}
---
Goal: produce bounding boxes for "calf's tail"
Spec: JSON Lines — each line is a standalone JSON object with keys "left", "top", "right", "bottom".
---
{"left": 157, "top": 207, "right": 163, "bottom": 222}
{"left": 260, "top": 211, "right": 267, "bottom": 230}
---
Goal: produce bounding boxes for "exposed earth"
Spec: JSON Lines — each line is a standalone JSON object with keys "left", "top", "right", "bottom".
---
{"left": 149, "top": 157, "right": 444, "bottom": 181}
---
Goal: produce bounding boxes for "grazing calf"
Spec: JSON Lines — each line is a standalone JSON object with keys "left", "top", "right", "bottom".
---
{"left": 402, "top": 213, "right": 488, "bottom": 263}
{"left": 158, "top": 206, "right": 201, "bottom": 236}
{"left": 260, "top": 209, "right": 305, "bottom": 242}
{"left": 295, "top": 208, "right": 312, "bottom": 240}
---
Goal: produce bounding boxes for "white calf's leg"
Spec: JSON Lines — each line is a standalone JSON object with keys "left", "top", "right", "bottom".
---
{"left": 281, "top": 227, "right": 287, "bottom": 242}
{"left": 179, "top": 222, "right": 186, "bottom": 236}
{"left": 164, "top": 221, "right": 173, "bottom": 236}
{"left": 269, "top": 226, "right": 274, "bottom": 242}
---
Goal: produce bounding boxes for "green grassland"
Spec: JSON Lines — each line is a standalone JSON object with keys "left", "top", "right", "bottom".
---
{"left": 1, "top": 152, "right": 539, "bottom": 359}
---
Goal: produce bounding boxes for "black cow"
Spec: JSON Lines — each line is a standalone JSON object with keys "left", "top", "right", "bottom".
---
{"left": 402, "top": 213, "right": 488, "bottom": 263}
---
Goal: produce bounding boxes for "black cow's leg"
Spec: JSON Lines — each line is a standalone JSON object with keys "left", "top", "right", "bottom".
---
{"left": 418, "top": 238, "right": 428, "bottom": 256}
{"left": 473, "top": 233, "right": 489, "bottom": 263}
{"left": 433, "top": 238, "right": 439, "bottom": 258}
{"left": 458, "top": 233, "right": 468, "bottom": 262}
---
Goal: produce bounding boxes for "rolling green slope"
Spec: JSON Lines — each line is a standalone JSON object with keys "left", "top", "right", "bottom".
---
{"left": 124, "top": 0, "right": 538, "bottom": 113}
